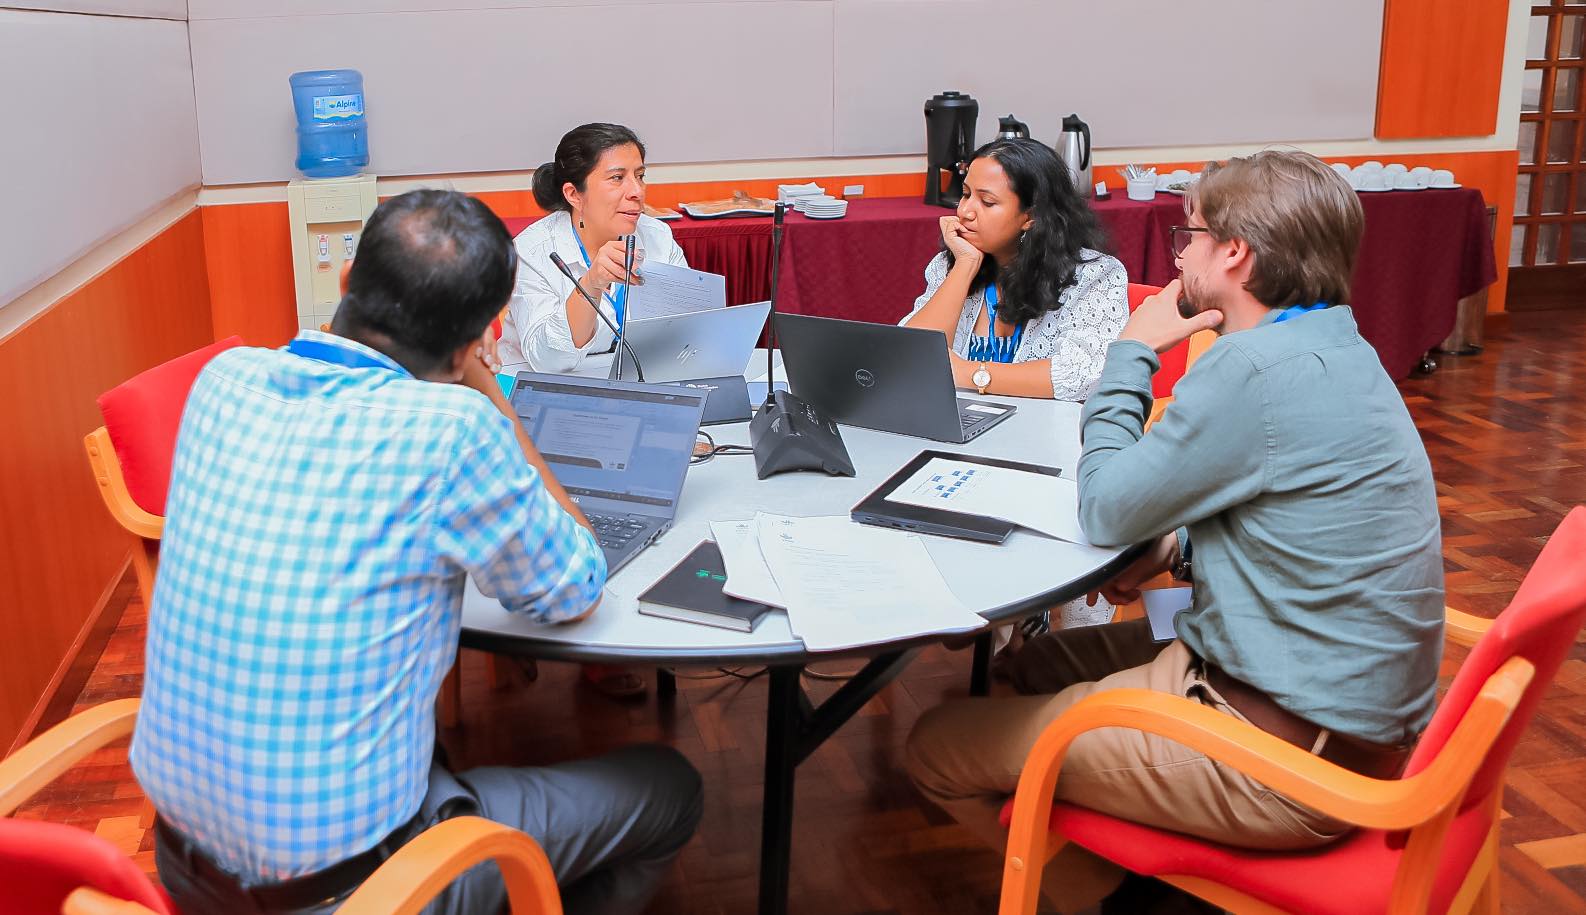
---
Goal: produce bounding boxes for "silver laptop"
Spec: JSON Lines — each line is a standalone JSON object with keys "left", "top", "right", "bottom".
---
{"left": 508, "top": 373, "right": 706, "bottom": 574}
{"left": 775, "top": 313, "right": 1016, "bottom": 443}
{"left": 610, "top": 301, "right": 772, "bottom": 383}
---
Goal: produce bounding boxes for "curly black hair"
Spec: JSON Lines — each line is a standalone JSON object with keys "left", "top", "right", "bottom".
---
{"left": 944, "top": 138, "right": 1109, "bottom": 327}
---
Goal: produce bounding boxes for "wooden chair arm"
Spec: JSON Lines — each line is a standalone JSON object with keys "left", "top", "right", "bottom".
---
{"left": 339, "top": 816, "right": 562, "bottom": 915}
{"left": 83, "top": 428, "right": 163, "bottom": 541}
{"left": 62, "top": 887, "right": 160, "bottom": 915}
{"left": 1444, "top": 606, "right": 1495, "bottom": 649}
{"left": 0, "top": 699, "right": 140, "bottom": 817}
{"left": 1004, "top": 656, "right": 1531, "bottom": 867}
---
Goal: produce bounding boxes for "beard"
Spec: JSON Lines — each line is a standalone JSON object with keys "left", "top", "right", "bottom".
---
{"left": 1178, "top": 271, "right": 1221, "bottom": 321}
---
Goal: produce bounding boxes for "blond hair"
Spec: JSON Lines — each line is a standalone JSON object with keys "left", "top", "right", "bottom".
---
{"left": 1185, "top": 150, "right": 1363, "bottom": 309}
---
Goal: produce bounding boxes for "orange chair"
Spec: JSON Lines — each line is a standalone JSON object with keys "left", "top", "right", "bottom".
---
{"left": 0, "top": 700, "right": 564, "bottom": 915}
{"left": 1125, "top": 283, "right": 1216, "bottom": 430}
{"left": 83, "top": 339, "right": 506, "bottom": 730}
{"left": 999, "top": 506, "right": 1586, "bottom": 915}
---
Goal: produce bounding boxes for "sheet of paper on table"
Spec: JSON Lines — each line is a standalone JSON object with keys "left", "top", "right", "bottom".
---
{"left": 709, "top": 518, "right": 786, "bottom": 608}
{"left": 1143, "top": 587, "right": 1193, "bottom": 642}
{"left": 885, "top": 457, "right": 1091, "bottom": 545}
{"left": 624, "top": 262, "right": 726, "bottom": 321}
{"left": 753, "top": 513, "right": 985, "bottom": 652}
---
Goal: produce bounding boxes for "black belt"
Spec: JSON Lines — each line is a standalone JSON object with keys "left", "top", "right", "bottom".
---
{"left": 156, "top": 812, "right": 422, "bottom": 910}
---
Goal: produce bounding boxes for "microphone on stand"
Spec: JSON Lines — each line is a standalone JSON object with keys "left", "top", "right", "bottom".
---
{"left": 617, "top": 235, "right": 637, "bottom": 381}
{"left": 747, "top": 200, "right": 854, "bottom": 479}
{"left": 763, "top": 202, "right": 785, "bottom": 400}
{"left": 546, "top": 250, "right": 646, "bottom": 382}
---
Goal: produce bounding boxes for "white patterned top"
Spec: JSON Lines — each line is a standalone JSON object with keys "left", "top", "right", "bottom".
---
{"left": 900, "top": 249, "right": 1130, "bottom": 401}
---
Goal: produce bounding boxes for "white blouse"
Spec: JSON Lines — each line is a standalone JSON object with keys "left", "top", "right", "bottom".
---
{"left": 900, "top": 249, "right": 1130, "bottom": 401}
{"left": 499, "top": 210, "right": 689, "bottom": 372}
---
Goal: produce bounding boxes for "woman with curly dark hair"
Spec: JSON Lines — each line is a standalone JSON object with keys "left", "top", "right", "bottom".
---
{"left": 901, "top": 138, "right": 1127, "bottom": 400}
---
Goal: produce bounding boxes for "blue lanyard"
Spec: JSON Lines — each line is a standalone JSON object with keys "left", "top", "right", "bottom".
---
{"left": 1272, "top": 302, "right": 1327, "bottom": 324}
{"left": 571, "top": 231, "right": 628, "bottom": 328}
{"left": 287, "top": 337, "right": 401, "bottom": 373}
{"left": 967, "top": 283, "right": 1024, "bottom": 364}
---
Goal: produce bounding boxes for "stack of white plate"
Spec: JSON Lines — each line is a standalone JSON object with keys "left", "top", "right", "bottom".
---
{"left": 794, "top": 195, "right": 848, "bottom": 219}
{"left": 777, "top": 183, "right": 826, "bottom": 204}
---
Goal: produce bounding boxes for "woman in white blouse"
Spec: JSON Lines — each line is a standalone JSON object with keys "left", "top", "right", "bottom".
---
{"left": 901, "top": 138, "right": 1127, "bottom": 402}
{"left": 499, "top": 123, "right": 688, "bottom": 371}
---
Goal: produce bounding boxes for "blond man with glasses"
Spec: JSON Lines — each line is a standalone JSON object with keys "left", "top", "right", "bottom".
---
{"left": 905, "top": 150, "right": 1444, "bottom": 912}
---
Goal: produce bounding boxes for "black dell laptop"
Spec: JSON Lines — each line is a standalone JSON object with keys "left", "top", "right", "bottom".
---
{"left": 774, "top": 313, "right": 1017, "bottom": 443}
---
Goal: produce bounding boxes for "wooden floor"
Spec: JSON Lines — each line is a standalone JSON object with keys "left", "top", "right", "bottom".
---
{"left": 12, "top": 311, "right": 1586, "bottom": 914}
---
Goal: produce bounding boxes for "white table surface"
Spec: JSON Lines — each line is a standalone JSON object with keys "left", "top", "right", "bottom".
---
{"left": 462, "top": 351, "right": 1135, "bottom": 664}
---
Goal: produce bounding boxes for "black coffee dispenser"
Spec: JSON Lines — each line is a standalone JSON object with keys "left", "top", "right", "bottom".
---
{"left": 924, "top": 90, "right": 978, "bottom": 208}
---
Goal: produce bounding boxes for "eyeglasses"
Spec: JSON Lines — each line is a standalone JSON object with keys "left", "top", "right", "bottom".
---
{"left": 1169, "top": 225, "right": 1211, "bottom": 258}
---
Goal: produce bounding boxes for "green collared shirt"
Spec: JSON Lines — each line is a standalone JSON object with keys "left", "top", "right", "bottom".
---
{"left": 1078, "top": 306, "right": 1443, "bottom": 745}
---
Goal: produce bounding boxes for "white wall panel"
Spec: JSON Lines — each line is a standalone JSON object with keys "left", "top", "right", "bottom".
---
{"left": 189, "top": 2, "right": 834, "bottom": 183}
{"left": 0, "top": 10, "right": 200, "bottom": 308}
{"left": 190, "top": 0, "right": 778, "bottom": 17}
{"left": 2, "top": 2, "right": 187, "bottom": 18}
{"left": 832, "top": 0, "right": 1382, "bottom": 155}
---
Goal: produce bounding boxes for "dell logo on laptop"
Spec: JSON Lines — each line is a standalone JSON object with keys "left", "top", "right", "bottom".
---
{"left": 855, "top": 368, "right": 875, "bottom": 388}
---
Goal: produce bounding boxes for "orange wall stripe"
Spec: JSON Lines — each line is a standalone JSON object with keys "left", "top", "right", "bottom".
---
{"left": 0, "top": 210, "right": 213, "bottom": 750}
{"left": 1375, "top": 0, "right": 1510, "bottom": 139}
{"left": 202, "top": 202, "right": 300, "bottom": 347}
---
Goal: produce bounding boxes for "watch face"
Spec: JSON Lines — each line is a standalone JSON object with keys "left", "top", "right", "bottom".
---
{"left": 973, "top": 367, "right": 991, "bottom": 387}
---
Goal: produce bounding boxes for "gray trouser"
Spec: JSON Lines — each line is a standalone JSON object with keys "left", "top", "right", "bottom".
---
{"left": 156, "top": 744, "right": 704, "bottom": 915}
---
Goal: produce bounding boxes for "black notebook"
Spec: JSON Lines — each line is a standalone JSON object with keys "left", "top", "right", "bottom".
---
{"left": 637, "top": 541, "right": 774, "bottom": 633}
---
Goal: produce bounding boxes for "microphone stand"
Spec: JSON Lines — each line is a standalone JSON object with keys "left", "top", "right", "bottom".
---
{"left": 543, "top": 250, "right": 646, "bottom": 382}
{"left": 762, "top": 202, "right": 786, "bottom": 405}
{"left": 617, "top": 235, "right": 636, "bottom": 381}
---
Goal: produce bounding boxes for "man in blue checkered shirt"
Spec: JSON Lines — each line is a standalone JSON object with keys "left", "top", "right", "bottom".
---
{"left": 131, "top": 190, "right": 702, "bottom": 913}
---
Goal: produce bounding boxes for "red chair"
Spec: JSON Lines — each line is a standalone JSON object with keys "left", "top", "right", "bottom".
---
{"left": 85, "top": 336, "right": 244, "bottom": 612}
{"left": 1126, "top": 283, "right": 1217, "bottom": 429}
{"left": 999, "top": 506, "right": 1586, "bottom": 914}
{"left": 0, "top": 700, "right": 565, "bottom": 915}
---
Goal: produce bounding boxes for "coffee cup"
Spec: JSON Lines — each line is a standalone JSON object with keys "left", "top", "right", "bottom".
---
{"left": 1126, "top": 177, "right": 1157, "bottom": 201}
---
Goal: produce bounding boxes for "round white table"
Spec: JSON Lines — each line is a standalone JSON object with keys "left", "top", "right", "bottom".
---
{"left": 463, "top": 351, "right": 1139, "bottom": 915}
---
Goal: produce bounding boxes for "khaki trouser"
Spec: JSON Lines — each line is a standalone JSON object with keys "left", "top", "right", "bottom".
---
{"left": 904, "top": 619, "right": 1349, "bottom": 912}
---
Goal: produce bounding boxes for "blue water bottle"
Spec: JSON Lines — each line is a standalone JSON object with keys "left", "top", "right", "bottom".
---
{"left": 289, "top": 69, "right": 369, "bottom": 178}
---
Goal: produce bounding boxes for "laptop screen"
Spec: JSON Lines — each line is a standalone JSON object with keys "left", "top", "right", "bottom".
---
{"left": 508, "top": 375, "right": 704, "bottom": 514}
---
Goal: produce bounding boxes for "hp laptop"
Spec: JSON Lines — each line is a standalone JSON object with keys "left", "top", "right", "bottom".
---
{"left": 508, "top": 373, "right": 706, "bottom": 574}
{"left": 774, "top": 314, "right": 1017, "bottom": 443}
{"left": 611, "top": 301, "right": 772, "bottom": 383}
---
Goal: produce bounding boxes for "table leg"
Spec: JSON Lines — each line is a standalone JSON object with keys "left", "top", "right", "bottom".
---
{"left": 759, "top": 665, "right": 802, "bottom": 915}
{"left": 970, "top": 631, "right": 993, "bottom": 697}
{"left": 656, "top": 667, "right": 677, "bottom": 699}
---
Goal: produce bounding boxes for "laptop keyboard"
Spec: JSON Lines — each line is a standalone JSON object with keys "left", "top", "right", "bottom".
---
{"left": 587, "top": 512, "right": 649, "bottom": 551}
{"left": 960, "top": 409, "right": 990, "bottom": 428}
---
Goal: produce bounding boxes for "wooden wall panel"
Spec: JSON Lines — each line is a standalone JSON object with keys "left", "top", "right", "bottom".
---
{"left": 1376, "top": 0, "right": 1510, "bottom": 138}
{"left": 0, "top": 210, "right": 213, "bottom": 751}
{"left": 201, "top": 202, "right": 299, "bottom": 348}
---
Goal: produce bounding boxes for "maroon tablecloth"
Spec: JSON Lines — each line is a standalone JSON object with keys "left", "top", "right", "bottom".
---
{"left": 502, "top": 189, "right": 1494, "bottom": 380}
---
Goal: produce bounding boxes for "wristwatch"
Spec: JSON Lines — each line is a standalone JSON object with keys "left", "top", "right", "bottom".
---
{"left": 1170, "top": 537, "right": 1194, "bottom": 582}
{"left": 972, "top": 363, "right": 992, "bottom": 395}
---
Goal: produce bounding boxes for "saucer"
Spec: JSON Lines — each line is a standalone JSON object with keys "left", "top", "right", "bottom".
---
{"left": 1429, "top": 183, "right": 1462, "bottom": 189}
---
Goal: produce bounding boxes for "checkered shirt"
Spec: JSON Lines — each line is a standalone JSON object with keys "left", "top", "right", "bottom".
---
{"left": 130, "top": 331, "right": 605, "bottom": 881}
